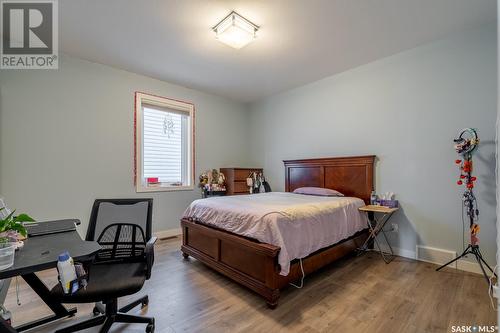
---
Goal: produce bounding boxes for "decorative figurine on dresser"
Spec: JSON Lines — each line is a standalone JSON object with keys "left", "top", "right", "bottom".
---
{"left": 199, "top": 169, "right": 227, "bottom": 198}
{"left": 219, "top": 168, "right": 270, "bottom": 195}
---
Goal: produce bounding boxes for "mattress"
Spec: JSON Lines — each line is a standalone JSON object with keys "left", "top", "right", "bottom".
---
{"left": 182, "top": 192, "right": 367, "bottom": 276}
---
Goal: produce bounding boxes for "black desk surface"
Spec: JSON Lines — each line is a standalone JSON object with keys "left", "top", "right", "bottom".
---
{"left": 0, "top": 231, "right": 101, "bottom": 279}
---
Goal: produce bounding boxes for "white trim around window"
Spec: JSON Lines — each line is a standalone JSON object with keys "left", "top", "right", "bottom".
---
{"left": 135, "top": 92, "right": 195, "bottom": 192}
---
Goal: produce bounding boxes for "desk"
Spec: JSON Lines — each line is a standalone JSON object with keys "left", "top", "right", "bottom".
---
{"left": 0, "top": 231, "right": 101, "bottom": 332}
{"left": 358, "top": 205, "right": 399, "bottom": 263}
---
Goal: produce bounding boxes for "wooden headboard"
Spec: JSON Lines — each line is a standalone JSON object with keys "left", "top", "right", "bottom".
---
{"left": 284, "top": 155, "right": 375, "bottom": 204}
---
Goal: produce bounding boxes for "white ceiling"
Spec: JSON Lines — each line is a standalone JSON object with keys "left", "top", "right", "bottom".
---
{"left": 60, "top": 0, "right": 496, "bottom": 103}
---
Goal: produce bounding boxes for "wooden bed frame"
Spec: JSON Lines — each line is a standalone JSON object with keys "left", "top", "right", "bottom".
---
{"left": 181, "top": 155, "right": 375, "bottom": 308}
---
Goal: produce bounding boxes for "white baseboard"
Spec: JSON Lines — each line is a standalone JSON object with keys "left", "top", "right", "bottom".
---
{"left": 154, "top": 227, "right": 182, "bottom": 239}
{"left": 378, "top": 243, "right": 490, "bottom": 275}
{"left": 416, "top": 245, "right": 456, "bottom": 266}
{"left": 456, "top": 257, "right": 485, "bottom": 275}
{"left": 378, "top": 244, "right": 416, "bottom": 259}
{"left": 392, "top": 246, "right": 416, "bottom": 259}
{"left": 416, "top": 245, "right": 491, "bottom": 275}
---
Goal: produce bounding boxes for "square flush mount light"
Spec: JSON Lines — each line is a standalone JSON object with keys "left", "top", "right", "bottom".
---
{"left": 213, "top": 11, "right": 259, "bottom": 49}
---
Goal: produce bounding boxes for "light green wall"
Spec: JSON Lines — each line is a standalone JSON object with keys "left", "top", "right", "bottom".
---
{"left": 249, "top": 24, "right": 497, "bottom": 264}
{"left": 0, "top": 24, "right": 496, "bottom": 265}
{"left": 0, "top": 55, "right": 251, "bottom": 234}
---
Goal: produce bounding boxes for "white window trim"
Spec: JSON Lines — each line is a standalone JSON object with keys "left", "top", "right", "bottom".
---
{"left": 135, "top": 92, "right": 195, "bottom": 192}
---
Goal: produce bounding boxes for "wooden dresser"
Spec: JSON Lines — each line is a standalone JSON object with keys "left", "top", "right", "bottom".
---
{"left": 220, "top": 168, "right": 263, "bottom": 195}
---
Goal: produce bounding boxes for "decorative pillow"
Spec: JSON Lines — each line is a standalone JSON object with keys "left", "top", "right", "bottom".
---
{"left": 293, "top": 187, "right": 344, "bottom": 197}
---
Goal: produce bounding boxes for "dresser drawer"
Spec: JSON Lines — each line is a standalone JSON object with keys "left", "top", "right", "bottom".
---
{"left": 234, "top": 169, "right": 254, "bottom": 181}
{"left": 220, "top": 167, "right": 263, "bottom": 195}
{"left": 233, "top": 181, "right": 249, "bottom": 193}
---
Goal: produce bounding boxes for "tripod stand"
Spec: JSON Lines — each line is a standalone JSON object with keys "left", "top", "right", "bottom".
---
{"left": 436, "top": 128, "right": 496, "bottom": 285}
{"left": 435, "top": 177, "right": 496, "bottom": 285}
{"left": 436, "top": 243, "right": 496, "bottom": 285}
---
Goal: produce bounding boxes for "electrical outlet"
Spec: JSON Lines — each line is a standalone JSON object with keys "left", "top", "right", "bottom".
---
{"left": 391, "top": 223, "right": 398, "bottom": 232}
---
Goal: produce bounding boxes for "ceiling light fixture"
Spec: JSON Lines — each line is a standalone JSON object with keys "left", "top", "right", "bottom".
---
{"left": 213, "top": 11, "right": 259, "bottom": 49}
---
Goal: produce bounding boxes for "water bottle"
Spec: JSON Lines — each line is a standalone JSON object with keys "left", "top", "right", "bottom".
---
{"left": 57, "top": 251, "right": 77, "bottom": 294}
{"left": 370, "top": 191, "right": 378, "bottom": 205}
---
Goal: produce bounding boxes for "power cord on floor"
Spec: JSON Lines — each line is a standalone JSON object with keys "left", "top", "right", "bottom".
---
{"left": 289, "top": 258, "right": 305, "bottom": 289}
{"left": 488, "top": 265, "right": 498, "bottom": 310}
{"left": 15, "top": 277, "right": 21, "bottom": 306}
{"left": 461, "top": 201, "right": 465, "bottom": 254}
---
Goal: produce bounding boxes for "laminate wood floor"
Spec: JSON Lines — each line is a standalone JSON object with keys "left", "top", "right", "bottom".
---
{"left": 4, "top": 237, "right": 497, "bottom": 333}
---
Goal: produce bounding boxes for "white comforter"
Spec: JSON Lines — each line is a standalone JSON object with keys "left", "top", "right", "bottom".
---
{"left": 182, "top": 192, "right": 367, "bottom": 275}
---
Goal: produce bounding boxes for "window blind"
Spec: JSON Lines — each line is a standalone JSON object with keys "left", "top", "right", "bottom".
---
{"left": 142, "top": 105, "right": 188, "bottom": 185}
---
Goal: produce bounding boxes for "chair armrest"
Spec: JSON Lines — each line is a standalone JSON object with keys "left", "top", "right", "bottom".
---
{"left": 145, "top": 236, "right": 157, "bottom": 279}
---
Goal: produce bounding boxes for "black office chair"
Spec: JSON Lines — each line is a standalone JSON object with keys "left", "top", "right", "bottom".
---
{"left": 50, "top": 199, "right": 156, "bottom": 333}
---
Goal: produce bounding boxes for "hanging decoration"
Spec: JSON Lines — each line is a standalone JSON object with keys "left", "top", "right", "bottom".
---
{"left": 454, "top": 128, "right": 479, "bottom": 240}
{"left": 436, "top": 128, "right": 496, "bottom": 286}
{"left": 163, "top": 114, "right": 175, "bottom": 138}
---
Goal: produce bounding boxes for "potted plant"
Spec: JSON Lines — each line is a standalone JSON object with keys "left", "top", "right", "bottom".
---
{"left": 0, "top": 208, "right": 34, "bottom": 243}
{"left": 0, "top": 208, "right": 35, "bottom": 270}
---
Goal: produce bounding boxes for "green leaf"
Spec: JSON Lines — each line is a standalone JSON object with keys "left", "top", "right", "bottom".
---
{"left": 0, "top": 219, "right": 7, "bottom": 231}
{"left": 14, "top": 214, "right": 35, "bottom": 223}
{"left": 10, "top": 223, "right": 27, "bottom": 237}
{"left": 0, "top": 209, "right": 33, "bottom": 236}
{"left": 4, "top": 210, "right": 15, "bottom": 222}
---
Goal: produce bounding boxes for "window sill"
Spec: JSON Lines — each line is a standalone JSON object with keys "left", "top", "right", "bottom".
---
{"left": 136, "top": 185, "right": 194, "bottom": 193}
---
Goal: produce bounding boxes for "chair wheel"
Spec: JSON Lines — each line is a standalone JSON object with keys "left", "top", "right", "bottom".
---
{"left": 141, "top": 296, "right": 149, "bottom": 308}
{"left": 146, "top": 323, "right": 155, "bottom": 333}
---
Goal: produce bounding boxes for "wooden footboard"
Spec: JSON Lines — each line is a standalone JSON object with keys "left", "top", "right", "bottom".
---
{"left": 181, "top": 218, "right": 368, "bottom": 308}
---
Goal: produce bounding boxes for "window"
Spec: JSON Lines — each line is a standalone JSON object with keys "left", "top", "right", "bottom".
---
{"left": 135, "top": 92, "right": 194, "bottom": 192}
